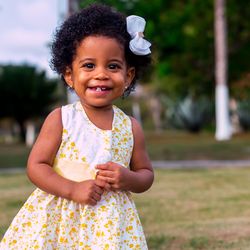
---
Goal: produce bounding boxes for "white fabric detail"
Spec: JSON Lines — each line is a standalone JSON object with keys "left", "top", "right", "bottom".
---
{"left": 126, "top": 15, "right": 151, "bottom": 55}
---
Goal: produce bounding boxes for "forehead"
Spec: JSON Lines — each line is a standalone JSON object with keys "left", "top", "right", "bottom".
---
{"left": 76, "top": 35, "right": 125, "bottom": 59}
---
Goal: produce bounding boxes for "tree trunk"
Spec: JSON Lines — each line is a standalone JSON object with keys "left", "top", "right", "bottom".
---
{"left": 67, "top": 0, "right": 79, "bottom": 17}
{"left": 132, "top": 101, "right": 142, "bottom": 124}
{"left": 16, "top": 119, "right": 26, "bottom": 143}
{"left": 66, "top": 0, "right": 80, "bottom": 104}
{"left": 26, "top": 121, "right": 36, "bottom": 147}
{"left": 214, "top": 0, "right": 231, "bottom": 140}
{"left": 148, "top": 96, "right": 162, "bottom": 132}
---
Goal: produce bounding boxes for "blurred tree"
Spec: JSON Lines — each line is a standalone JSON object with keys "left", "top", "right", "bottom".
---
{"left": 0, "top": 65, "right": 58, "bottom": 142}
{"left": 227, "top": 0, "right": 250, "bottom": 98}
{"left": 79, "top": 0, "right": 214, "bottom": 98}
{"left": 214, "top": 0, "right": 231, "bottom": 140}
{"left": 79, "top": 0, "right": 250, "bottom": 100}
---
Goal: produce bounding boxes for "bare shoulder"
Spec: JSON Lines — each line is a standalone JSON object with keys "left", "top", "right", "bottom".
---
{"left": 42, "top": 107, "right": 62, "bottom": 131}
{"left": 129, "top": 116, "right": 152, "bottom": 171}
{"left": 28, "top": 107, "right": 62, "bottom": 166}
{"left": 129, "top": 116, "right": 145, "bottom": 142}
{"left": 37, "top": 107, "right": 63, "bottom": 143}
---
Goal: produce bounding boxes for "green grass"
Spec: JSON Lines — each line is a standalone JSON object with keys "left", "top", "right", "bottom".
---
{"left": 145, "top": 131, "right": 250, "bottom": 160}
{"left": 0, "top": 143, "right": 30, "bottom": 168}
{"left": 2, "top": 131, "right": 250, "bottom": 168}
{"left": 2, "top": 169, "right": 250, "bottom": 249}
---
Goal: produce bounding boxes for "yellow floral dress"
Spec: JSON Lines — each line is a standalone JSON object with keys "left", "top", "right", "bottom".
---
{"left": 0, "top": 101, "right": 148, "bottom": 250}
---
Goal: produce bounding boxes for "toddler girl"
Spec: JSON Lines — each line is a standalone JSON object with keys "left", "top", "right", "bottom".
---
{"left": 0, "top": 4, "right": 154, "bottom": 249}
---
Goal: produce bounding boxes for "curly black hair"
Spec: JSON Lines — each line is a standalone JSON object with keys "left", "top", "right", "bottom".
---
{"left": 50, "top": 4, "right": 151, "bottom": 96}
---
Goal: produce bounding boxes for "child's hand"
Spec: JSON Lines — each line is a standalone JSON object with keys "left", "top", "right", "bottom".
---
{"left": 70, "top": 179, "right": 109, "bottom": 206}
{"left": 95, "top": 162, "right": 131, "bottom": 191}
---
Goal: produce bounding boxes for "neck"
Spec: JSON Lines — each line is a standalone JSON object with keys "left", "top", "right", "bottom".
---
{"left": 80, "top": 102, "right": 114, "bottom": 130}
{"left": 80, "top": 102, "right": 113, "bottom": 113}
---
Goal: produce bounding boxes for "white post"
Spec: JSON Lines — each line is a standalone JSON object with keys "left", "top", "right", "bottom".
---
{"left": 26, "top": 121, "right": 35, "bottom": 147}
{"left": 132, "top": 102, "right": 142, "bottom": 124}
{"left": 214, "top": 0, "right": 231, "bottom": 140}
{"left": 215, "top": 85, "right": 231, "bottom": 139}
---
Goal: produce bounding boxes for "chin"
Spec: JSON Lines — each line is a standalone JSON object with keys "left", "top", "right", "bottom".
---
{"left": 92, "top": 103, "right": 113, "bottom": 109}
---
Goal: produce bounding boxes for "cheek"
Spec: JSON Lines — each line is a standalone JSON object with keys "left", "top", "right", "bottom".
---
{"left": 74, "top": 74, "right": 88, "bottom": 87}
{"left": 118, "top": 78, "right": 127, "bottom": 92}
{"left": 76, "top": 71, "right": 88, "bottom": 81}
{"left": 120, "top": 73, "right": 130, "bottom": 84}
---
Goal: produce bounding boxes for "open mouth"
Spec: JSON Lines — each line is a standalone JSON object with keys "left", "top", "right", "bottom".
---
{"left": 89, "top": 87, "right": 112, "bottom": 92}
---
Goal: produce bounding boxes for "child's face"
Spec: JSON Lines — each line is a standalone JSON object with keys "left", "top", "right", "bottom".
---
{"left": 64, "top": 35, "right": 135, "bottom": 109}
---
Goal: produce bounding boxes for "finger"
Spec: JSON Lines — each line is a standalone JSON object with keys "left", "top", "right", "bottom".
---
{"left": 96, "top": 175, "right": 115, "bottom": 184}
{"left": 104, "top": 182, "right": 112, "bottom": 191}
{"left": 87, "top": 198, "right": 97, "bottom": 206}
{"left": 92, "top": 192, "right": 102, "bottom": 202}
{"left": 95, "top": 178, "right": 111, "bottom": 187}
{"left": 95, "top": 185, "right": 104, "bottom": 195}
{"left": 95, "top": 162, "right": 114, "bottom": 171}
{"left": 113, "top": 184, "right": 122, "bottom": 191}
{"left": 95, "top": 170, "right": 99, "bottom": 179}
{"left": 95, "top": 164, "right": 108, "bottom": 170}
{"left": 97, "top": 170, "right": 114, "bottom": 178}
{"left": 95, "top": 177, "right": 112, "bottom": 191}
{"left": 107, "top": 184, "right": 117, "bottom": 192}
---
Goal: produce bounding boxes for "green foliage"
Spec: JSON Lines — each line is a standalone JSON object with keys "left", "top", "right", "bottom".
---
{"left": 79, "top": 0, "right": 250, "bottom": 100}
{"left": 163, "top": 96, "right": 214, "bottom": 132}
{"left": 0, "top": 64, "right": 57, "bottom": 119}
{"left": 236, "top": 100, "right": 250, "bottom": 130}
{"left": 0, "top": 64, "right": 58, "bottom": 140}
{"left": 227, "top": 0, "right": 250, "bottom": 83}
{"left": 80, "top": 0, "right": 214, "bottom": 97}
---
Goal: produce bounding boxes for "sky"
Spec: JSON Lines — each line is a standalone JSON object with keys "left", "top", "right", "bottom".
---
{"left": 0, "top": 0, "right": 67, "bottom": 77}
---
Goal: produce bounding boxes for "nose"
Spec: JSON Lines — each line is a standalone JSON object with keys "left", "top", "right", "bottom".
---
{"left": 94, "top": 68, "right": 109, "bottom": 80}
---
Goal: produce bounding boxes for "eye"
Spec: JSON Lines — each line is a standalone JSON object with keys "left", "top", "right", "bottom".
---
{"left": 82, "top": 63, "right": 95, "bottom": 69}
{"left": 108, "top": 63, "right": 121, "bottom": 70}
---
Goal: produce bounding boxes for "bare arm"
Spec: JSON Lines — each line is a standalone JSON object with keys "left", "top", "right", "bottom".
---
{"left": 27, "top": 108, "right": 74, "bottom": 199}
{"left": 27, "top": 108, "right": 108, "bottom": 204}
{"left": 127, "top": 117, "right": 154, "bottom": 193}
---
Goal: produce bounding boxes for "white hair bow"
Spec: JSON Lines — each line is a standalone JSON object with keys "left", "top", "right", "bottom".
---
{"left": 126, "top": 15, "right": 151, "bottom": 56}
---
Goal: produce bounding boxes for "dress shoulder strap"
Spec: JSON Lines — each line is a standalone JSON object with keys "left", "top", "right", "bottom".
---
{"left": 61, "top": 103, "right": 75, "bottom": 129}
{"left": 113, "top": 105, "right": 132, "bottom": 132}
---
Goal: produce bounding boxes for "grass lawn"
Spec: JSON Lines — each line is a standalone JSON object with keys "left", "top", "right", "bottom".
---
{"left": 145, "top": 131, "right": 250, "bottom": 161}
{"left": 2, "top": 168, "right": 250, "bottom": 249}
{"left": 0, "top": 143, "right": 30, "bottom": 168}
{"left": 1, "top": 131, "right": 250, "bottom": 168}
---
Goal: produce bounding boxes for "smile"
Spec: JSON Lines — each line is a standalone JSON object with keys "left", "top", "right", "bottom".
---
{"left": 88, "top": 86, "right": 112, "bottom": 92}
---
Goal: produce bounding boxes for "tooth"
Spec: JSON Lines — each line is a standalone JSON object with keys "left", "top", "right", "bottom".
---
{"left": 96, "top": 87, "right": 101, "bottom": 92}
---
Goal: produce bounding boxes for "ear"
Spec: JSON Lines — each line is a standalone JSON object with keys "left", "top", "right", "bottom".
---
{"left": 63, "top": 67, "right": 74, "bottom": 88}
{"left": 126, "top": 67, "right": 135, "bottom": 86}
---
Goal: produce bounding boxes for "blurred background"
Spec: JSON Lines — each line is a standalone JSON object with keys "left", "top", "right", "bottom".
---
{"left": 1, "top": 0, "right": 250, "bottom": 249}
{"left": 1, "top": 0, "right": 250, "bottom": 152}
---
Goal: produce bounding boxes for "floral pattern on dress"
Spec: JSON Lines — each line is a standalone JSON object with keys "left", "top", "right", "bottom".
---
{"left": 0, "top": 101, "right": 147, "bottom": 250}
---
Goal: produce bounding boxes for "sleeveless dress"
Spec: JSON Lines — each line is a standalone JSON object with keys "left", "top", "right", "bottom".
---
{"left": 0, "top": 101, "right": 148, "bottom": 250}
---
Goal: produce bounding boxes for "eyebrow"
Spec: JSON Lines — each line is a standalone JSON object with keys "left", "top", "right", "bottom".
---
{"left": 78, "top": 58, "right": 124, "bottom": 64}
{"left": 78, "top": 58, "right": 95, "bottom": 64}
{"left": 109, "top": 59, "right": 124, "bottom": 64}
